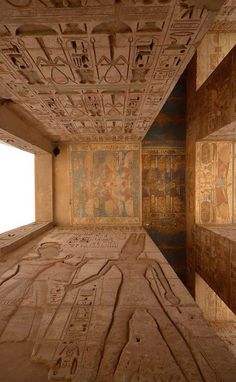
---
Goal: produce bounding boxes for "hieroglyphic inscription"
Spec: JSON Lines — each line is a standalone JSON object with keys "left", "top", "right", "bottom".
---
{"left": 0, "top": 1, "right": 220, "bottom": 141}
{"left": 196, "top": 141, "right": 233, "bottom": 224}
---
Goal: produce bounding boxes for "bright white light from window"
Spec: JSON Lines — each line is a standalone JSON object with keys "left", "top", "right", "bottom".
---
{"left": 0, "top": 142, "right": 35, "bottom": 234}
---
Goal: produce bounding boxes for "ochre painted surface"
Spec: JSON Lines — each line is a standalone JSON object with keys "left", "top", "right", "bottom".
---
{"left": 196, "top": 141, "right": 233, "bottom": 224}
{"left": 70, "top": 143, "right": 141, "bottom": 225}
{"left": 142, "top": 76, "right": 186, "bottom": 281}
{"left": 0, "top": 227, "right": 236, "bottom": 381}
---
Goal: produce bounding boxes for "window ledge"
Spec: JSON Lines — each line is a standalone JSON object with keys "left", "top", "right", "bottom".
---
{"left": 0, "top": 222, "right": 54, "bottom": 257}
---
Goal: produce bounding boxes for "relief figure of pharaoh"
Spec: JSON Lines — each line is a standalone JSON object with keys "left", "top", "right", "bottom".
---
{"left": 53, "top": 233, "right": 212, "bottom": 382}
{"left": 0, "top": 242, "right": 85, "bottom": 345}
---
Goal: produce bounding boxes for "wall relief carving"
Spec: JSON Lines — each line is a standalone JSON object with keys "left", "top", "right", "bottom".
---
{"left": 0, "top": 227, "right": 235, "bottom": 381}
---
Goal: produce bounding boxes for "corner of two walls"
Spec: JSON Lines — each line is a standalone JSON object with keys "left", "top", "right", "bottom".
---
{"left": 186, "top": 45, "right": 236, "bottom": 299}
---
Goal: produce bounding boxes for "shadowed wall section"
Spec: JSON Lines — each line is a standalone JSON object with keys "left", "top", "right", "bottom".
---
{"left": 142, "top": 75, "right": 186, "bottom": 282}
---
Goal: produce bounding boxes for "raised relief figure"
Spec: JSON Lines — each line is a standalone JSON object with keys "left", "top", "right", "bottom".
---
{"left": 0, "top": 242, "right": 85, "bottom": 343}
{"left": 0, "top": 232, "right": 235, "bottom": 381}
{"left": 36, "top": 233, "right": 216, "bottom": 382}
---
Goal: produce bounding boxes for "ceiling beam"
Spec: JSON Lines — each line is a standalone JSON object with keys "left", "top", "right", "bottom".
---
{"left": 0, "top": 100, "right": 53, "bottom": 153}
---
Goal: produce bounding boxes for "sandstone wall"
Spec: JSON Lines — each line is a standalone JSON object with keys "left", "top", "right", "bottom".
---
{"left": 186, "top": 46, "right": 236, "bottom": 295}
{"left": 0, "top": 227, "right": 235, "bottom": 381}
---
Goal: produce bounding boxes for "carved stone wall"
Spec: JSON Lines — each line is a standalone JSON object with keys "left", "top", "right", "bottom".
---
{"left": 0, "top": 226, "right": 236, "bottom": 381}
{"left": 70, "top": 142, "right": 141, "bottom": 225}
{"left": 0, "top": 0, "right": 220, "bottom": 142}
{"left": 193, "top": 224, "right": 236, "bottom": 315}
{"left": 142, "top": 75, "right": 186, "bottom": 281}
{"left": 186, "top": 46, "right": 236, "bottom": 294}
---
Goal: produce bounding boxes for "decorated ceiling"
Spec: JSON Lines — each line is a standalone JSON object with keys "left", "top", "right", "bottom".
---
{"left": 0, "top": 0, "right": 228, "bottom": 142}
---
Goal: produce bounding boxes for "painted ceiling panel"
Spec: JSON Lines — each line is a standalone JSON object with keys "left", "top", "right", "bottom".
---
{"left": 0, "top": 0, "right": 222, "bottom": 141}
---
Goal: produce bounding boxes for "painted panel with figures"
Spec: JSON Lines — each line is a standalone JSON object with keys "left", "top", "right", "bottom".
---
{"left": 70, "top": 142, "right": 141, "bottom": 225}
{"left": 196, "top": 141, "right": 233, "bottom": 225}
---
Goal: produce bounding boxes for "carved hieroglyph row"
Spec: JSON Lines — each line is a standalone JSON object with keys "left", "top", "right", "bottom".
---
{"left": 0, "top": 227, "right": 236, "bottom": 381}
{"left": 0, "top": 0, "right": 218, "bottom": 141}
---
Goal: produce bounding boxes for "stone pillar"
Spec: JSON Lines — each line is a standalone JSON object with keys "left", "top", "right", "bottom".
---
{"left": 35, "top": 153, "right": 53, "bottom": 223}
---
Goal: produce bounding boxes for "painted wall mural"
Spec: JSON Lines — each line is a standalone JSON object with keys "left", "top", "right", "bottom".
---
{"left": 0, "top": 226, "right": 235, "bottom": 382}
{"left": 70, "top": 142, "right": 141, "bottom": 225}
{"left": 196, "top": 141, "right": 233, "bottom": 225}
{"left": 0, "top": 1, "right": 221, "bottom": 141}
{"left": 142, "top": 75, "right": 186, "bottom": 281}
